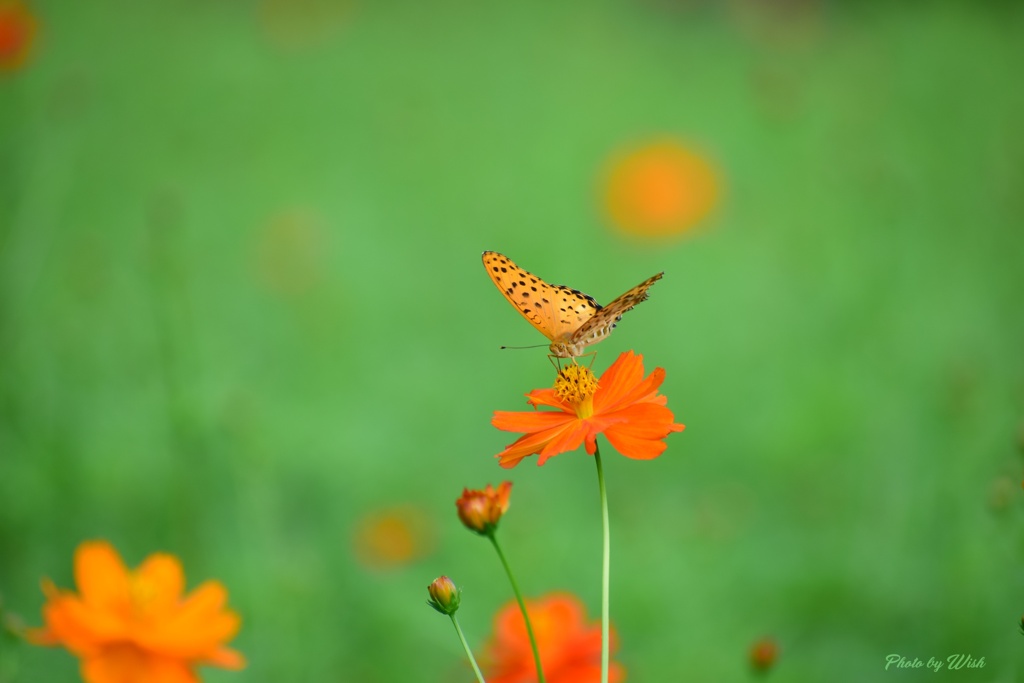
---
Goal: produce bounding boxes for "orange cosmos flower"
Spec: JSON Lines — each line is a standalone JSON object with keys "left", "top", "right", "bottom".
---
{"left": 484, "top": 593, "right": 624, "bottom": 683}
{"left": 492, "top": 351, "right": 684, "bottom": 468}
{"left": 0, "top": 0, "right": 37, "bottom": 72}
{"left": 28, "top": 541, "right": 245, "bottom": 683}
{"left": 604, "top": 139, "right": 719, "bottom": 238}
{"left": 455, "top": 481, "right": 512, "bottom": 536}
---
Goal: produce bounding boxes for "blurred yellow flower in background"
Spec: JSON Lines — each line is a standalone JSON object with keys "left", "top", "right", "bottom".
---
{"left": 253, "top": 208, "right": 327, "bottom": 297}
{"left": 258, "top": 0, "right": 351, "bottom": 51}
{"left": 603, "top": 139, "right": 720, "bottom": 238}
{"left": 353, "top": 505, "right": 434, "bottom": 570}
{"left": 28, "top": 541, "right": 244, "bottom": 683}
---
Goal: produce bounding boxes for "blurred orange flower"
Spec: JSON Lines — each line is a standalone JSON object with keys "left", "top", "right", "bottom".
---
{"left": 485, "top": 593, "right": 623, "bottom": 683}
{"left": 455, "top": 482, "right": 512, "bottom": 536}
{"left": 492, "top": 351, "right": 684, "bottom": 468}
{"left": 28, "top": 540, "right": 244, "bottom": 683}
{"left": 0, "top": 0, "right": 36, "bottom": 72}
{"left": 258, "top": 0, "right": 350, "bottom": 51}
{"left": 353, "top": 505, "right": 433, "bottom": 569}
{"left": 604, "top": 140, "right": 719, "bottom": 238}
{"left": 253, "top": 208, "right": 326, "bottom": 297}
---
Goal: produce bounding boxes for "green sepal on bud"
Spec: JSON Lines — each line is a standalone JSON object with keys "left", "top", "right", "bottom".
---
{"left": 426, "top": 576, "right": 461, "bottom": 616}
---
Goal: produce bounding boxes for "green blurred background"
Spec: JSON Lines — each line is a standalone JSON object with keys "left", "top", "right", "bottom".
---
{"left": 2, "top": 1, "right": 1023, "bottom": 681}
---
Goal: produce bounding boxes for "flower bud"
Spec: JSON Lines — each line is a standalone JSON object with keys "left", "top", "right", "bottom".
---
{"left": 426, "top": 576, "right": 461, "bottom": 615}
{"left": 749, "top": 637, "right": 778, "bottom": 673}
{"left": 455, "top": 482, "right": 512, "bottom": 536}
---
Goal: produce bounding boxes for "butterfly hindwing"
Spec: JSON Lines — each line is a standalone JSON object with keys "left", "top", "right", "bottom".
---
{"left": 483, "top": 251, "right": 662, "bottom": 356}
{"left": 482, "top": 251, "right": 600, "bottom": 342}
{"left": 570, "top": 272, "right": 664, "bottom": 350}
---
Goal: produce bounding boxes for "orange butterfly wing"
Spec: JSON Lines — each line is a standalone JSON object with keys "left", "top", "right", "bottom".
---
{"left": 481, "top": 251, "right": 599, "bottom": 343}
{"left": 569, "top": 272, "right": 663, "bottom": 351}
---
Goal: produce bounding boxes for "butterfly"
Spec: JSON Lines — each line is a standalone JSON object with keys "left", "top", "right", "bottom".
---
{"left": 482, "top": 251, "right": 663, "bottom": 359}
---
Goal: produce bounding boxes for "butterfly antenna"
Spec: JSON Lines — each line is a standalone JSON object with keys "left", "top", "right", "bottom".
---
{"left": 499, "top": 344, "right": 549, "bottom": 350}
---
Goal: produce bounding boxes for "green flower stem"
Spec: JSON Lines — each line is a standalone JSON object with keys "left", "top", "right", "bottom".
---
{"left": 449, "top": 613, "right": 487, "bottom": 683}
{"left": 594, "top": 443, "right": 611, "bottom": 683}
{"left": 489, "top": 534, "right": 546, "bottom": 683}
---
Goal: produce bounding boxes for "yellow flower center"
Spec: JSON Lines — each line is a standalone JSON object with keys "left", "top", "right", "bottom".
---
{"left": 128, "top": 572, "right": 162, "bottom": 618}
{"left": 554, "top": 365, "right": 598, "bottom": 418}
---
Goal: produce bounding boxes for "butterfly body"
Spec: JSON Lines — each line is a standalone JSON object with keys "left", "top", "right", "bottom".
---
{"left": 482, "top": 251, "right": 663, "bottom": 359}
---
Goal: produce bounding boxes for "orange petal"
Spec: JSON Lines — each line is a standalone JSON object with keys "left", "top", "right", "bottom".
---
{"left": 35, "top": 591, "right": 128, "bottom": 654}
{"left": 525, "top": 388, "right": 573, "bottom": 412}
{"left": 203, "top": 646, "right": 247, "bottom": 670}
{"left": 141, "top": 582, "right": 240, "bottom": 658}
{"left": 594, "top": 355, "right": 668, "bottom": 414}
{"left": 592, "top": 352, "right": 645, "bottom": 409}
{"left": 602, "top": 403, "right": 683, "bottom": 454}
{"left": 528, "top": 594, "right": 583, "bottom": 645}
{"left": 494, "top": 481, "right": 512, "bottom": 512}
{"left": 134, "top": 553, "right": 185, "bottom": 612}
{"left": 608, "top": 366, "right": 667, "bottom": 411}
{"left": 494, "top": 593, "right": 581, "bottom": 646}
{"left": 492, "top": 410, "right": 574, "bottom": 434}
{"left": 602, "top": 428, "right": 669, "bottom": 460}
{"left": 606, "top": 402, "right": 683, "bottom": 437}
{"left": 497, "top": 434, "right": 555, "bottom": 468}
{"left": 139, "top": 614, "right": 241, "bottom": 661}
{"left": 496, "top": 423, "right": 576, "bottom": 468}
{"left": 75, "top": 541, "right": 130, "bottom": 611}
{"left": 81, "top": 644, "right": 198, "bottom": 683}
{"left": 536, "top": 420, "right": 589, "bottom": 465}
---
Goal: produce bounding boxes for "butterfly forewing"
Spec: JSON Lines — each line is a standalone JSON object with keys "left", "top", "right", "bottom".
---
{"left": 482, "top": 251, "right": 662, "bottom": 356}
{"left": 570, "top": 273, "right": 664, "bottom": 349}
{"left": 482, "top": 251, "right": 600, "bottom": 342}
